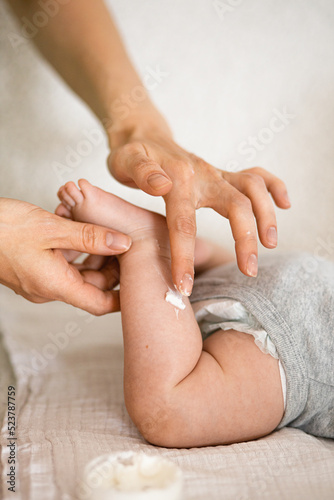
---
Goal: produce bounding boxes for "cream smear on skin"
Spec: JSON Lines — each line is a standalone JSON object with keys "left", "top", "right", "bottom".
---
{"left": 152, "top": 263, "right": 186, "bottom": 318}
{"left": 165, "top": 288, "right": 186, "bottom": 320}
{"left": 165, "top": 289, "right": 186, "bottom": 310}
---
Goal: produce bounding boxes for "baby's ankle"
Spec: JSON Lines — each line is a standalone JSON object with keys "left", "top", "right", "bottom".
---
{"left": 119, "top": 217, "right": 170, "bottom": 262}
{"left": 125, "top": 211, "right": 166, "bottom": 241}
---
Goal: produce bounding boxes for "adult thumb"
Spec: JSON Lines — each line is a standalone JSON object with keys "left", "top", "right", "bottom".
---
{"left": 48, "top": 217, "right": 132, "bottom": 255}
{"left": 108, "top": 146, "right": 172, "bottom": 196}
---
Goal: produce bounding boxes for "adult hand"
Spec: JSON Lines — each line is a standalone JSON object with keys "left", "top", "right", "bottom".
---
{"left": 0, "top": 198, "right": 131, "bottom": 314}
{"left": 108, "top": 128, "right": 291, "bottom": 296}
{"left": 6, "top": 0, "right": 290, "bottom": 296}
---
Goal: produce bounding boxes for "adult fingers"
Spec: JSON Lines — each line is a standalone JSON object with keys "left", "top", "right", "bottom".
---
{"left": 241, "top": 167, "right": 291, "bottom": 209}
{"left": 27, "top": 253, "right": 120, "bottom": 315}
{"left": 62, "top": 280, "right": 120, "bottom": 315}
{"left": 52, "top": 259, "right": 120, "bottom": 314}
{"left": 45, "top": 216, "right": 132, "bottom": 256}
{"left": 223, "top": 171, "right": 278, "bottom": 248}
{"left": 108, "top": 142, "right": 172, "bottom": 196}
{"left": 207, "top": 178, "right": 259, "bottom": 277}
{"left": 165, "top": 187, "right": 196, "bottom": 296}
{"left": 80, "top": 258, "right": 120, "bottom": 290}
{"left": 75, "top": 254, "right": 107, "bottom": 271}
{"left": 61, "top": 249, "right": 82, "bottom": 263}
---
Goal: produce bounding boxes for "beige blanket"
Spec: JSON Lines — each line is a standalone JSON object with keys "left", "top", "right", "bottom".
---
{"left": 1, "top": 291, "right": 334, "bottom": 500}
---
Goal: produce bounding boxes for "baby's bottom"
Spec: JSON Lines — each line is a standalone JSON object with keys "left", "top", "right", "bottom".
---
{"left": 181, "top": 327, "right": 285, "bottom": 446}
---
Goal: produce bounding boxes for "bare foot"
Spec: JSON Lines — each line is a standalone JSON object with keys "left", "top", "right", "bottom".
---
{"left": 56, "top": 179, "right": 162, "bottom": 240}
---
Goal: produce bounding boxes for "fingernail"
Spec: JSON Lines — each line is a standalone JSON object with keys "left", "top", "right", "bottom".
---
{"left": 179, "top": 273, "right": 193, "bottom": 296}
{"left": 247, "top": 254, "right": 258, "bottom": 277}
{"left": 147, "top": 173, "right": 172, "bottom": 190}
{"left": 267, "top": 226, "right": 277, "bottom": 247}
{"left": 106, "top": 232, "right": 131, "bottom": 251}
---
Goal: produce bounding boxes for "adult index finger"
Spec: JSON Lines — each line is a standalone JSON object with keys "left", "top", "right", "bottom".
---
{"left": 165, "top": 190, "right": 197, "bottom": 296}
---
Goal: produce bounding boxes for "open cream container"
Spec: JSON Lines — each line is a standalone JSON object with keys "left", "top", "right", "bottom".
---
{"left": 78, "top": 451, "right": 183, "bottom": 500}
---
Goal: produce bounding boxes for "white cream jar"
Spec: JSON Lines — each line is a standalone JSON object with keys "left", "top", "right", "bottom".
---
{"left": 78, "top": 451, "right": 183, "bottom": 500}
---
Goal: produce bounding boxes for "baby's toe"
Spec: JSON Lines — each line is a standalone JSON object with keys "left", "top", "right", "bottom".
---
{"left": 78, "top": 179, "right": 98, "bottom": 201}
{"left": 65, "top": 181, "right": 84, "bottom": 205}
{"left": 57, "top": 186, "right": 75, "bottom": 208}
{"left": 57, "top": 185, "right": 64, "bottom": 200}
{"left": 55, "top": 203, "right": 72, "bottom": 219}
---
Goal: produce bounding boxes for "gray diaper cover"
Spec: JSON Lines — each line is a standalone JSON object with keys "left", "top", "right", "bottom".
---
{"left": 190, "top": 253, "right": 334, "bottom": 439}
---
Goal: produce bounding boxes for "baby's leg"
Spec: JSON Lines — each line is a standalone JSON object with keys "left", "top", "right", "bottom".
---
{"left": 194, "top": 238, "right": 234, "bottom": 275}
{"left": 57, "top": 180, "right": 284, "bottom": 448}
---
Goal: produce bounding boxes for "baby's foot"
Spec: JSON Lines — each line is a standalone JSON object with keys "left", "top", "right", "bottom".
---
{"left": 56, "top": 179, "right": 163, "bottom": 240}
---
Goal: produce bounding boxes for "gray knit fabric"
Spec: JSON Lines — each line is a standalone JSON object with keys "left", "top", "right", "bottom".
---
{"left": 190, "top": 252, "right": 334, "bottom": 439}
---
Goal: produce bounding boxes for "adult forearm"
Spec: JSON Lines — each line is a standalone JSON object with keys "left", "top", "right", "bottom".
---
{"left": 8, "top": 0, "right": 164, "bottom": 131}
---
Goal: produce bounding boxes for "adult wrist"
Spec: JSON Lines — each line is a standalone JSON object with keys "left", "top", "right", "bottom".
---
{"left": 103, "top": 102, "right": 173, "bottom": 150}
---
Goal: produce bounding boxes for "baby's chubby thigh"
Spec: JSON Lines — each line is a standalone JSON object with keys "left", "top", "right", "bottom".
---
{"left": 203, "top": 329, "right": 285, "bottom": 439}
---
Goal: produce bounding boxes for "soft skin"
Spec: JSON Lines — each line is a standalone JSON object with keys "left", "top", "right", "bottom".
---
{"left": 57, "top": 180, "right": 284, "bottom": 448}
{"left": 8, "top": 0, "right": 291, "bottom": 297}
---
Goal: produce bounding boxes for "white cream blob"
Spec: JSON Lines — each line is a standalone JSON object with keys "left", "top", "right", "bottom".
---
{"left": 80, "top": 451, "right": 183, "bottom": 500}
{"left": 165, "top": 289, "right": 186, "bottom": 310}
